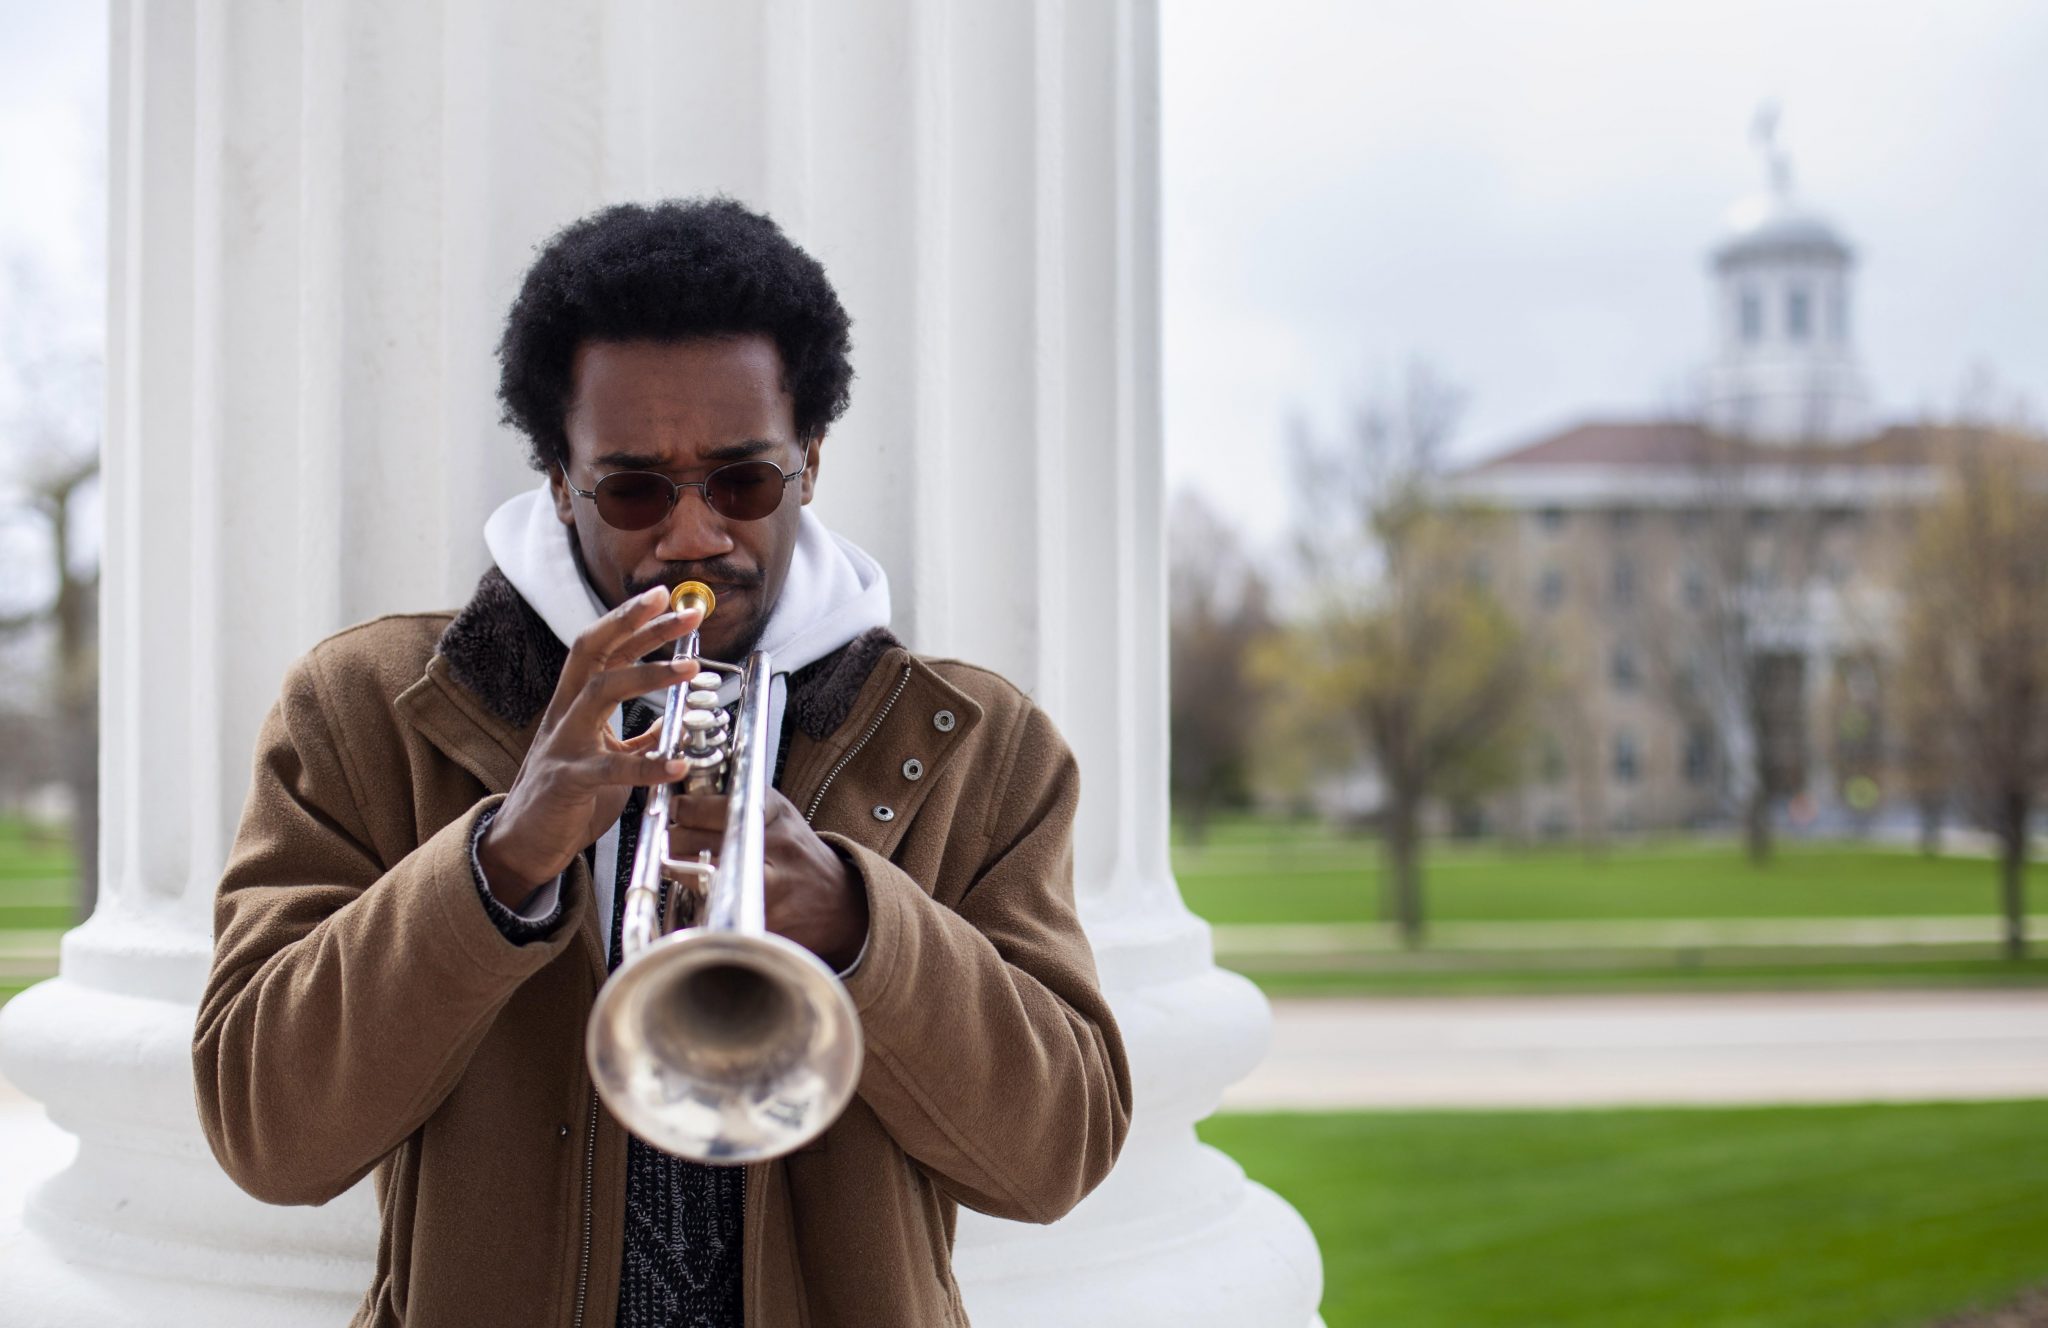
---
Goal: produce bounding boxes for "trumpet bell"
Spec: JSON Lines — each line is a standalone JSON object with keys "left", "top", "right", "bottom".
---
{"left": 587, "top": 927, "right": 864, "bottom": 1164}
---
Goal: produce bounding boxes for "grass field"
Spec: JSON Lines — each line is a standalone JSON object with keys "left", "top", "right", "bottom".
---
{"left": 0, "top": 819, "right": 73, "bottom": 931}
{"left": 1173, "top": 817, "right": 2048, "bottom": 994}
{"left": 1246, "top": 956, "right": 2048, "bottom": 997}
{"left": 1201, "top": 1101, "right": 2048, "bottom": 1328}
{"left": 1174, "top": 818, "right": 2046, "bottom": 925}
{"left": 0, "top": 819, "right": 71, "bottom": 1005}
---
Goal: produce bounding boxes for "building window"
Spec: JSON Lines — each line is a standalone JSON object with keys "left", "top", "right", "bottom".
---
{"left": 1787, "top": 284, "right": 1811, "bottom": 342}
{"left": 1829, "top": 286, "right": 1848, "bottom": 343}
{"left": 1684, "top": 725, "right": 1713, "bottom": 785}
{"left": 1739, "top": 286, "right": 1762, "bottom": 343}
{"left": 1538, "top": 506, "right": 1568, "bottom": 533}
{"left": 1538, "top": 566, "right": 1566, "bottom": 609}
{"left": 1681, "top": 563, "right": 1708, "bottom": 609}
{"left": 1610, "top": 645, "right": 1640, "bottom": 692}
{"left": 1540, "top": 734, "right": 1567, "bottom": 785}
{"left": 1611, "top": 558, "right": 1637, "bottom": 607}
{"left": 1613, "top": 730, "right": 1640, "bottom": 784}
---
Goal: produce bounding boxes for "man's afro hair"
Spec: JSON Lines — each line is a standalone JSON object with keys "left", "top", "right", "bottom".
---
{"left": 497, "top": 197, "right": 854, "bottom": 474}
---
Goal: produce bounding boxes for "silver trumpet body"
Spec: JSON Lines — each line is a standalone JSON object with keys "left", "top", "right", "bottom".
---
{"left": 585, "top": 582, "right": 863, "bottom": 1164}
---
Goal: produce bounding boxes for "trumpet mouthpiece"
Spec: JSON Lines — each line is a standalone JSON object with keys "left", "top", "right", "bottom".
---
{"left": 672, "top": 581, "right": 716, "bottom": 621}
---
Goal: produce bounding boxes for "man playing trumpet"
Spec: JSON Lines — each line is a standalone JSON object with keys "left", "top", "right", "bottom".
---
{"left": 194, "top": 198, "right": 1131, "bottom": 1328}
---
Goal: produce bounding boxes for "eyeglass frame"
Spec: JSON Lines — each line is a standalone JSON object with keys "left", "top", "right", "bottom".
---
{"left": 561, "top": 437, "right": 814, "bottom": 529}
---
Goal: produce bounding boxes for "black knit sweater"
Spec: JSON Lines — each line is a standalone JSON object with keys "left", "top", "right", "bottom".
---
{"left": 605, "top": 701, "right": 746, "bottom": 1327}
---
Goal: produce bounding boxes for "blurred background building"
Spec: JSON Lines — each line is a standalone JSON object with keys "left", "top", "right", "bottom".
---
{"left": 1450, "top": 122, "right": 2042, "bottom": 846}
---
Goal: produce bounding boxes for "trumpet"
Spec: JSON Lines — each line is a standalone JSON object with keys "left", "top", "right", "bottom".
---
{"left": 585, "top": 581, "right": 863, "bottom": 1163}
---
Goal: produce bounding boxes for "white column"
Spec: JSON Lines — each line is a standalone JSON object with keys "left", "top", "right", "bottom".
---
{"left": 0, "top": 3, "right": 1322, "bottom": 1324}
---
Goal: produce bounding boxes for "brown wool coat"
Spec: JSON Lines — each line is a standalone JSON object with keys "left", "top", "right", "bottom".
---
{"left": 192, "top": 579, "right": 1131, "bottom": 1328}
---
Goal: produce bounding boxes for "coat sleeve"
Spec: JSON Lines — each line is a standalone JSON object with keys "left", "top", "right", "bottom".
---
{"left": 822, "top": 701, "right": 1133, "bottom": 1225}
{"left": 192, "top": 651, "right": 586, "bottom": 1207}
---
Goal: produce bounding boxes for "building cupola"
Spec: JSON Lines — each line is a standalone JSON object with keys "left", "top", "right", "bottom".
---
{"left": 1703, "top": 106, "right": 1870, "bottom": 444}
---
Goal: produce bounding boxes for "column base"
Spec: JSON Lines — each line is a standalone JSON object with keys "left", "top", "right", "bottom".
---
{"left": 956, "top": 909, "right": 1326, "bottom": 1327}
{"left": 0, "top": 1228, "right": 361, "bottom": 1328}
{"left": 0, "top": 946, "right": 377, "bottom": 1327}
{"left": 958, "top": 1162, "right": 1323, "bottom": 1328}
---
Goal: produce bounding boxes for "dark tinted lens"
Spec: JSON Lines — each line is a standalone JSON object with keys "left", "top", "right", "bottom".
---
{"left": 705, "top": 460, "right": 787, "bottom": 521}
{"left": 593, "top": 472, "right": 677, "bottom": 530}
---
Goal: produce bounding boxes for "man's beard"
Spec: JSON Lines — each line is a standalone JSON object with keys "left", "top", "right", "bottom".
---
{"left": 622, "top": 558, "right": 769, "bottom": 664}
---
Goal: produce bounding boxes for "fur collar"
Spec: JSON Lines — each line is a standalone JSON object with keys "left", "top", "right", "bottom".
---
{"left": 437, "top": 566, "right": 899, "bottom": 741}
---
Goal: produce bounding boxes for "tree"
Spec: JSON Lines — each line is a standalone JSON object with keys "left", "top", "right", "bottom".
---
{"left": 1896, "top": 427, "right": 2048, "bottom": 960}
{"left": 0, "top": 259, "right": 102, "bottom": 918}
{"left": 1167, "top": 490, "right": 1274, "bottom": 842}
{"left": 1893, "top": 610, "right": 1956, "bottom": 857}
{"left": 1262, "top": 364, "right": 1534, "bottom": 947}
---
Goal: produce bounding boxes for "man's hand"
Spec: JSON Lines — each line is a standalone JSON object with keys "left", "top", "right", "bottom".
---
{"left": 666, "top": 787, "right": 870, "bottom": 970}
{"left": 477, "top": 585, "right": 702, "bottom": 906}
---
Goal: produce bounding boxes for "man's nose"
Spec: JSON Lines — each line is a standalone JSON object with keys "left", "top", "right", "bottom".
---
{"left": 652, "top": 487, "right": 735, "bottom": 562}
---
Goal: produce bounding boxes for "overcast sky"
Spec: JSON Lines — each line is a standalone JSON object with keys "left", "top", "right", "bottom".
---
{"left": 1164, "top": 0, "right": 2048, "bottom": 542}
{"left": 3, "top": 3, "right": 2045, "bottom": 553}
{"left": 0, "top": 2, "right": 104, "bottom": 336}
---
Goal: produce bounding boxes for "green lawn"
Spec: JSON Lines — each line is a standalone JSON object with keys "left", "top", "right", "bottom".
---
{"left": 1202, "top": 1103, "right": 2048, "bottom": 1328}
{"left": 0, "top": 820, "right": 74, "bottom": 1003}
{"left": 1248, "top": 957, "right": 2048, "bottom": 998}
{"left": 1174, "top": 818, "right": 2048, "bottom": 994}
{"left": 1175, "top": 820, "right": 2045, "bottom": 926}
{"left": 0, "top": 818, "right": 75, "bottom": 933}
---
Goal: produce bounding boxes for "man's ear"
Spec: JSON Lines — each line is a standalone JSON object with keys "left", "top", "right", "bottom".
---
{"left": 800, "top": 434, "right": 824, "bottom": 505}
{"left": 549, "top": 463, "right": 576, "bottom": 527}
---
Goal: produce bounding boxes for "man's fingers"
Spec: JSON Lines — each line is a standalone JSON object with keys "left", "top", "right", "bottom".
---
{"left": 618, "top": 726, "right": 667, "bottom": 753}
{"left": 580, "top": 584, "right": 672, "bottom": 653}
{"left": 550, "top": 587, "right": 667, "bottom": 711}
{"left": 564, "top": 659, "right": 701, "bottom": 729}
{"left": 586, "top": 750, "right": 691, "bottom": 789}
{"left": 556, "top": 586, "right": 677, "bottom": 694}
{"left": 611, "top": 606, "right": 703, "bottom": 667}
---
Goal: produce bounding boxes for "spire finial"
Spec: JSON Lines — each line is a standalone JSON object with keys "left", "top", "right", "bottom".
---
{"left": 1750, "top": 101, "right": 1792, "bottom": 198}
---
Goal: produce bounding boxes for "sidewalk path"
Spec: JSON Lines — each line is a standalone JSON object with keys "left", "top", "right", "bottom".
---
{"left": 1224, "top": 989, "right": 2048, "bottom": 1110}
{"left": 1213, "top": 915, "right": 2043, "bottom": 958}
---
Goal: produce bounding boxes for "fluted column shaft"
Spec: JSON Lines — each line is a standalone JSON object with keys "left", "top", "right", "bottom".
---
{"left": 0, "top": 3, "right": 1322, "bottom": 1323}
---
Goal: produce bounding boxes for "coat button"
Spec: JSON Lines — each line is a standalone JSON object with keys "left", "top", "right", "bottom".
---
{"left": 933, "top": 709, "right": 956, "bottom": 732}
{"left": 872, "top": 805, "right": 896, "bottom": 822}
{"left": 557, "top": 1123, "right": 570, "bottom": 1139}
{"left": 902, "top": 758, "right": 924, "bottom": 781}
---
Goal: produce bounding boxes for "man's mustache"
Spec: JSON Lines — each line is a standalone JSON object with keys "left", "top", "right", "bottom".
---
{"left": 623, "top": 560, "right": 764, "bottom": 600}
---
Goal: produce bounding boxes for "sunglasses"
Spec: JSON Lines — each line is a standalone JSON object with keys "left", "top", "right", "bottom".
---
{"left": 564, "top": 440, "right": 812, "bottom": 531}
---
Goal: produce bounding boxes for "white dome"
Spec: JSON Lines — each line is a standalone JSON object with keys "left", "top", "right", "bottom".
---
{"left": 1715, "top": 190, "right": 1851, "bottom": 266}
